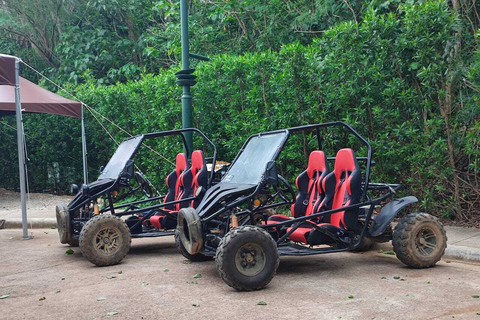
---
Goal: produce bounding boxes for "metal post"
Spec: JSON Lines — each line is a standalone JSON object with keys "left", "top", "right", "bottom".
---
{"left": 14, "top": 58, "right": 31, "bottom": 239}
{"left": 81, "top": 104, "right": 88, "bottom": 184}
{"left": 180, "top": 0, "right": 193, "bottom": 155}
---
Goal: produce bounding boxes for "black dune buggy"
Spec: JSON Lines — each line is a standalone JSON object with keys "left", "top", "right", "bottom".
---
{"left": 56, "top": 128, "right": 219, "bottom": 266}
{"left": 176, "top": 122, "right": 447, "bottom": 291}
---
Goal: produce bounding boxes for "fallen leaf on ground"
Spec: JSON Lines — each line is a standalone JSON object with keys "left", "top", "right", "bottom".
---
{"left": 0, "top": 295, "right": 10, "bottom": 299}
{"left": 164, "top": 269, "right": 169, "bottom": 272}
{"left": 183, "top": 260, "right": 192, "bottom": 264}
{"left": 393, "top": 276, "right": 400, "bottom": 280}
{"left": 97, "top": 297, "right": 107, "bottom": 301}
{"left": 316, "top": 259, "right": 326, "bottom": 263}
{"left": 193, "top": 273, "right": 202, "bottom": 279}
{"left": 141, "top": 282, "right": 149, "bottom": 286}
{"left": 192, "top": 303, "right": 200, "bottom": 307}
{"left": 186, "top": 281, "right": 198, "bottom": 284}
{"left": 383, "top": 251, "right": 396, "bottom": 255}
{"left": 381, "top": 277, "right": 387, "bottom": 280}
{"left": 118, "top": 271, "right": 123, "bottom": 274}
{"left": 427, "top": 281, "right": 431, "bottom": 284}
{"left": 473, "top": 295, "right": 480, "bottom": 299}
{"left": 55, "top": 290, "right": 61, "bottom": 294}
{"left": 407, "top": 294, "right": 415, "bottom": 298}
{"left": 39, "top": 297, "right": 46, "bottom": 301}
{"left": 107, "top": 275, "right": 116, "bottom": 279}
{"left": 44, "top": 232, "right": 48, "bottom": 234}
{"left": 107, "top": 312, "right": 118, "bottom": 316}
{"left": 257, "top": 301, "right": 267, "bottom": 305}
{"left": 51, "top": 226, "right": 56, "bottom": 229}
{"left": 348, "top": 295, "right": 354, "bottom": 299}
{"left": 61, "top": 278, "right": 65, "bottom": 280}
{"left": 65, "top": 249, "right": 74, "bottom": 255}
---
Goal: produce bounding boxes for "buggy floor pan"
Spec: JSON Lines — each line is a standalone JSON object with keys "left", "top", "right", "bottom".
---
{"left": 278, "top": 242, "right": 349, "bottom": 256}
{"left": 131, "top": 231, "right": 175, "bottom": 238}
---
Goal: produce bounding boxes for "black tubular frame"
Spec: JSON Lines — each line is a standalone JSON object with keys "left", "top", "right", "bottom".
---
{"left": 69, "top": 128, "right": 217, "bottom": 236}
{"left": 198, "top": 122, "right": 403, "bottom": 255}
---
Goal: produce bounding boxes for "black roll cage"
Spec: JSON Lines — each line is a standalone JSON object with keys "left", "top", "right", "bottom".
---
{"left": 69, "top": 128, "right": 217, "bottom": 222}
{"left": 201, "top": 122, "right": 401, "bottom": 252}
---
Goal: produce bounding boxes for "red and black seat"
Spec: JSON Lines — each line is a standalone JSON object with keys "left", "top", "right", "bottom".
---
{"left": 180, "top": 150, "right": 208, "bottom": 208}
{"left": 150, "top": 150, "right": 208, "bottom": 230}
{"left": 150, "top": 153, "right": 189, "bottom": 230}
{"left": 163, "top": 153, "right": 188, "bottom": 210}
{"left": 267, "top": 151, "right": 334, "bottom": 231}
{"left": 283, "top": 148, "right": 362, "bottom": 245}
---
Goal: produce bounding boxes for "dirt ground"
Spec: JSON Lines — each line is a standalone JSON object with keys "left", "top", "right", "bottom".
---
{"left": 1, "top": 229, "right": 480, "bottom": 320}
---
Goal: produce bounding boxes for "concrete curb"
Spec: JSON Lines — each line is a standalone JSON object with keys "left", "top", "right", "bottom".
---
{"left": 3, "top": 218, "right": 57, "bottom": 229}
{"left": 373, "top": 242, "right": 480, "bottom": 262}
{"left": 444, "top": 245, "right": 480, "bottom": 262}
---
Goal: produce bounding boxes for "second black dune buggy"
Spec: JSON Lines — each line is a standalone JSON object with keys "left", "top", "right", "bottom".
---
{"left": 176, "top": 122, "right": 447, "bottom": 291}
{"left": 56, "top": 128, "right": 221, "bottom": 266}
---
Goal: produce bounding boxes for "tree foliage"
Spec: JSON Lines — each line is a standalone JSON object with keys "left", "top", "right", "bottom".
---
{"left": 0, "top": 0, "right": 478, "bottom": 221}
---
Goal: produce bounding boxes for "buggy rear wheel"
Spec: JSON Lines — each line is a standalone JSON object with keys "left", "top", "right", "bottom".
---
{"left": 393, "top": 212, "right": 447, "bottom": 268}
{"left": 175, "top": 229, "right": 212, "bottom": 261}
{"left": 176, "top": 207, "right": 203, "bottom": 255}
{"left": 79, "top": 215, "right": 131, "bottom": 266}
{"left": 215, "top": 226, "right": 279, "bottom": 291}
{"left": 56, "top": 204, "right": 78, "bottom": 246}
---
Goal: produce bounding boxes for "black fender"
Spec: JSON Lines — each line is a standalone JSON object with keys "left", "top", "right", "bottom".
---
{"left": 368, "top": 196, "right": 418, "bottom": 237}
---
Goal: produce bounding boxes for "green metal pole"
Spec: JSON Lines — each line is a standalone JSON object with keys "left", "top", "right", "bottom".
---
{"left": 180, "top": 0, "right": 193, "bottom": 156}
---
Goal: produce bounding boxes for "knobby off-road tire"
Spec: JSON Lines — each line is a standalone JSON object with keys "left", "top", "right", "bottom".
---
{"left": 393, "top": 212, "right": 447, "bottom": 268}
{"left": 177, "top": 207, "right": 203, "bottom": 255}
{"left": 174, "top": 229, "right": 212, "bottom": 261}
{"left": 216, "top": 226, "right": 279, "bottom": 291}
{"left": 79, "top": 215, "right": 131, "bottom": 266}
{"left": 56, "top": 204, "right": 78, "bottom": 247}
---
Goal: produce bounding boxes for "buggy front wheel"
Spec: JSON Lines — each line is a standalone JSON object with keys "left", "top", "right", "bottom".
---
{"left": 392, "top": 212, "right": 447, "bottom": 268}
{"left": 215, "top": 226, "right": 279, "bottom": 291}
{"left": 79, "top": 215, "right": 131, "bottom": 266}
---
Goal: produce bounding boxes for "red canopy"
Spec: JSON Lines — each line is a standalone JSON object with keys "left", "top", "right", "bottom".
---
{"left": 0, "top": 76, "right": 82, "bottom": 118}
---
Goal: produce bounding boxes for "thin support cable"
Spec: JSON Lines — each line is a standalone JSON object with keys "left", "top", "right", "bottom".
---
{"left": 84, "top": 107, "right": 160, "bottom": 196}
{"left": 21, "top": 60, "right": 175, "bottom": 168}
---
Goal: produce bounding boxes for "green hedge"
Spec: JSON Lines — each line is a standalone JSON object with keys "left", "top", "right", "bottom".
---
{"left": 0, "top": 0, "right": 478, "bottom": 219}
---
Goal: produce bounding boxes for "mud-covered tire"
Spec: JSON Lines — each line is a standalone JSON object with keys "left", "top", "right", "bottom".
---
{"left": 175, "top": 229, "right": 212, "bottom": 261}
{"left": 56, "top": 204, "right": 72, "bottom": 245}
{"left": 177, "top": 207, "right": 203, "bottom": 255}
{"left": 216, "top": 226, "right": 279, "bottom": 291}
{"left": 393, "top": 212, "right": 447, "bottom": 268}
{"left": 352, "top": 236, "right": 374, "bottom": 252}
{"left": 79, "top": 215, "right": 131, "bottom": 266}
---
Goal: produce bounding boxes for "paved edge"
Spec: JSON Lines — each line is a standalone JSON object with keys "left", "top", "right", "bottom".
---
{"left": 372, "top": 242, "right": 480, "bottom": 262}
{"left": 2, "top": 218, "right": 57, "bottom": 229}
{"left": 2, "top": 222, "right": 480, "bottom": 262}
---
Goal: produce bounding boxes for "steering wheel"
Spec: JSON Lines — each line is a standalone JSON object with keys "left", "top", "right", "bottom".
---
{"left": 134, "top": 172, "right": 153, "bottom": 198}
{"left": 274, "top": 175, "right": 296, "bottom": 203}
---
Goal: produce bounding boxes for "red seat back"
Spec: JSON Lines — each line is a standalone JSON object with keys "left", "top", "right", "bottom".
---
{"left": 179, "top": 150, "right": 208, "bottom": 208}
{"left": 329, "top": 148, "right": 362, "bottom": 230}
{"left": 290, "top": 151, "right": 330, "bottom": 218}
{"left": 164, "top": 153, "right": 187, "bottom": 210}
